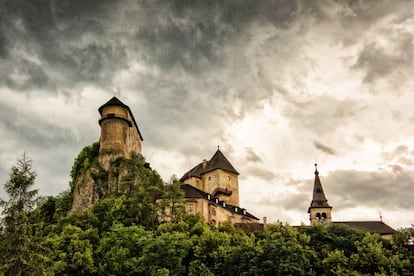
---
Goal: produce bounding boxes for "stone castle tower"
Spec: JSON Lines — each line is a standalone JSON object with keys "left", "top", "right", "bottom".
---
{"left": 71, "top": 97, "right": 144, "bottom": 213}
{"left": 98, "top": 97, "right": 143, "bottom": 168}
{"left": 308, "top": 164, "right": 332, "bottom": 225}
{"left": 180, "top": 149, "right": 240, "bottom": 206}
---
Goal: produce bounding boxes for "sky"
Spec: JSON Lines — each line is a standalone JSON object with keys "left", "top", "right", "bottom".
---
{"left": 1, "top": 0, "right": 414, "bottom": 229}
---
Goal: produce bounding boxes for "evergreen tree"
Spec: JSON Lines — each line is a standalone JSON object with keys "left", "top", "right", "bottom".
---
{"left": 0, "top": 153, "right": 49, "bottom": 275}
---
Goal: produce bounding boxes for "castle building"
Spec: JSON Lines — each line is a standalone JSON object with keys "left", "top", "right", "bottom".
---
{"left": 98, "top": 96, "right": 143, "bottom": 167}
{"left": 180, "top": 149, "right": 261, "bottom": 228}
{"left": 307, "top": 164, "right": 396, "bottom": 240}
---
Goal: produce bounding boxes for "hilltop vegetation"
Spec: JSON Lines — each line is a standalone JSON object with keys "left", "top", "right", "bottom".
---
{"left": 1, "top": 146, "right": 413, "bottom": 275}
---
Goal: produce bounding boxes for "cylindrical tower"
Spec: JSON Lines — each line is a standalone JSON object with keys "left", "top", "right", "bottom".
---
{"left": 98, "top": 97, "right": 133, "bottom": 156}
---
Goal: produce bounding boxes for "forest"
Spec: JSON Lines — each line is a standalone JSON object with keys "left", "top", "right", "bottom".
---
{"left": 0, "top": 144, "right": 413, "bottom": 275}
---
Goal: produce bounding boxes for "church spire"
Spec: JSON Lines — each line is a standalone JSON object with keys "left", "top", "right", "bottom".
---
{"left": 310, "top": 163, "right": 330, "bottom": 208}
{"left": 308, "top": 163, "right": 332, "bottom": 225}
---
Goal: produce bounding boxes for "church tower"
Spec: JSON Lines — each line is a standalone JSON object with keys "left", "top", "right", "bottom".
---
{"left": 98, "top": 96, "right": 143, "bottom": 159}
{"left": 308, "top": 164, "right": 332, "bottom": 225}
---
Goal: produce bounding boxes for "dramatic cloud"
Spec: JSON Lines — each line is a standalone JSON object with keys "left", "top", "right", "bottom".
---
{"left": 1, "top": 0, "right": 414, "bottom": 228}
{"left": 313, "top": 141, "right": 336, "bottom": 155}
{"left": 245, "top": 147, "right": 263, "bottom": 163}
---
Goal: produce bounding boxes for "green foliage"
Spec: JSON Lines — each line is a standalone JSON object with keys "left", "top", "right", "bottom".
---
{"left": 45, "top": 225, "right": 98, "bottom": 275}
{"left": 158, "top": 176, "right": 186, "bottom": 222}
{"left": 96, "top": 223, "right": 151, "bottom": 275}
{"left": 0, "top": 153, "right": 50, "bottom": 275}
{"left": 257, "top": 224, "right": 314, "bottom": 275}
{"left": 70, "top": 142, "right": 100, "bottom": 191}
{"left": 1, "top": 152, "right": 38, "bottom": 217}
{"left": 2, "top": 150, "right": 414, "bottom": 275}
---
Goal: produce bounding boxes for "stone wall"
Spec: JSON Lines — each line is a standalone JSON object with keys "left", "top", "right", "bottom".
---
{"left": 99, "top": 104, "right": 142, "bottom": 161}
{"left": 203, "top": 169, "right": 239, "bottom": 206}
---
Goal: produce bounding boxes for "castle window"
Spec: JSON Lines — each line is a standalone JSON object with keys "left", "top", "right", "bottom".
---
{"left": 322, "top": 212, "right": 327, "bottom": 219}
{"left": 235, "top": 207, "right": 238, "bottom": 212}
{"left": 227, "top": 176, "right": 231, "bottom": 181}
{"left": 208, "top": 176, "right": 211, "bottom": 181}
{"left": 222, "top": 202, "right": 226, "bottom": 207}
{"left": 187, "top": 204, "right": 193, "bottom": 212}
{"left": 316, "top": 213, "right": 321, "bottom": 219}
{"left": 207, "top": 194, "right": 211, "bottom": 200}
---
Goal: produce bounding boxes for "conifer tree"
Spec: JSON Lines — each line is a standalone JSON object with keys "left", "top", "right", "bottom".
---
{"left": 0, "top": 152, "right": 48, "bottom": 275}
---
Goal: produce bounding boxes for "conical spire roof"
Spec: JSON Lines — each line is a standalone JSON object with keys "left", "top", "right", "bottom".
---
{"left": 180, "top": 148, "right": 239, "bottom": 181}
{"left": 98, "top": 96, "right": 128, "bottom": 114}
{"left": 204, "top": 148, "right": 239, "bottom": 175}
{"left": 309, "top": 164, "right": 331, "bottom": 211}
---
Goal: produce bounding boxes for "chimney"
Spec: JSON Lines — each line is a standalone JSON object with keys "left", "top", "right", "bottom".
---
{"left": 263, "top": 216, "right": 267, "bottom": 227}
{"left": 202, "top": 159, "right": 207, "bottom": 169}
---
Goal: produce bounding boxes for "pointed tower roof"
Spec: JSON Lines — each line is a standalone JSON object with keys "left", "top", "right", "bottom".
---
{"left": 98, "top": 96, "right": 128, "bottom": 114}
{"left": 180, "top": 148, "right": 239, "bottom": 181}
{"left": 203, "top": 149, "right": 239, "bottom": 175}
{"left": 308, "top": 164, "right": 331, "bottom": 213}
{"left": 98, "top": 96, "right": 143, "bottom": 141}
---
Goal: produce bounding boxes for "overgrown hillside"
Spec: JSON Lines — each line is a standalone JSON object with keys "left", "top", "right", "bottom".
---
{"left": 1, "top": 146, "right": 413, "bottom": 275}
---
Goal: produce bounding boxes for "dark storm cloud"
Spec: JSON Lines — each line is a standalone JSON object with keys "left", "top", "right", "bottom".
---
{"left": 325, "top": 169, "right": 414, "bottom": 210}
{"left": 0, "top": 103, "right": 73, "bottom": 147}
{"left": 128, "top": 0, "right": 306, "bottom": 73}
{"left": 0, "top": 0, "right": 318, "bottom": 94}
{"left": 353, "top": 33, "right": 414, "bottom": 83}
{"left": 0, "top": 0, "right": 127, "bottom": 92}
{"left": 313, "top": 141, "right": 336, "bottom": 155}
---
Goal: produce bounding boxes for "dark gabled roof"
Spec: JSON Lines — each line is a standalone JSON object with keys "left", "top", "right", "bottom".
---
{"left": 98, "top": 96, "right": 143, "bottom": 141}
{"left": 180, "top": 149, "right": 239, "bottom": 181}
{"left": 180, "top": 163, "right": 204, "bottom": 181}
{"left": 308, "top": 164, "right": 331, "bottom": 212}
{"left": 204, "top": 149, "right": 239, "bottom": 175}
{"left": 333, "top": 221, "right": 397, "bottom": 235}
{"left": 181, "top": 183, "right": 209, "bottom": 198}
{"left": 180, "top": 184, "right": 258, "bottom": 220}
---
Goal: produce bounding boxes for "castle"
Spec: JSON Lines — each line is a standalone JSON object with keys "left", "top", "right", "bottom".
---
{"left": 179, "top": 149, "right": 260, "bottom": 227}
{"left": 71, "top": 96, "right": 260, "bottom": 229}
{"left": 72, "top": 97, "right": 397, "bottom": 236}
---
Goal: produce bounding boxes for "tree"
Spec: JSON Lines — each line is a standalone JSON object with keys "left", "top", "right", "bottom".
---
{"left": 158, "top": 176, "right": 185, "bottom": 222}
{"left": 45, "top": 225, "right": 98, "bottom": 275}
{"left": 0, "top": 152, "right": 49, "bottom": 275}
